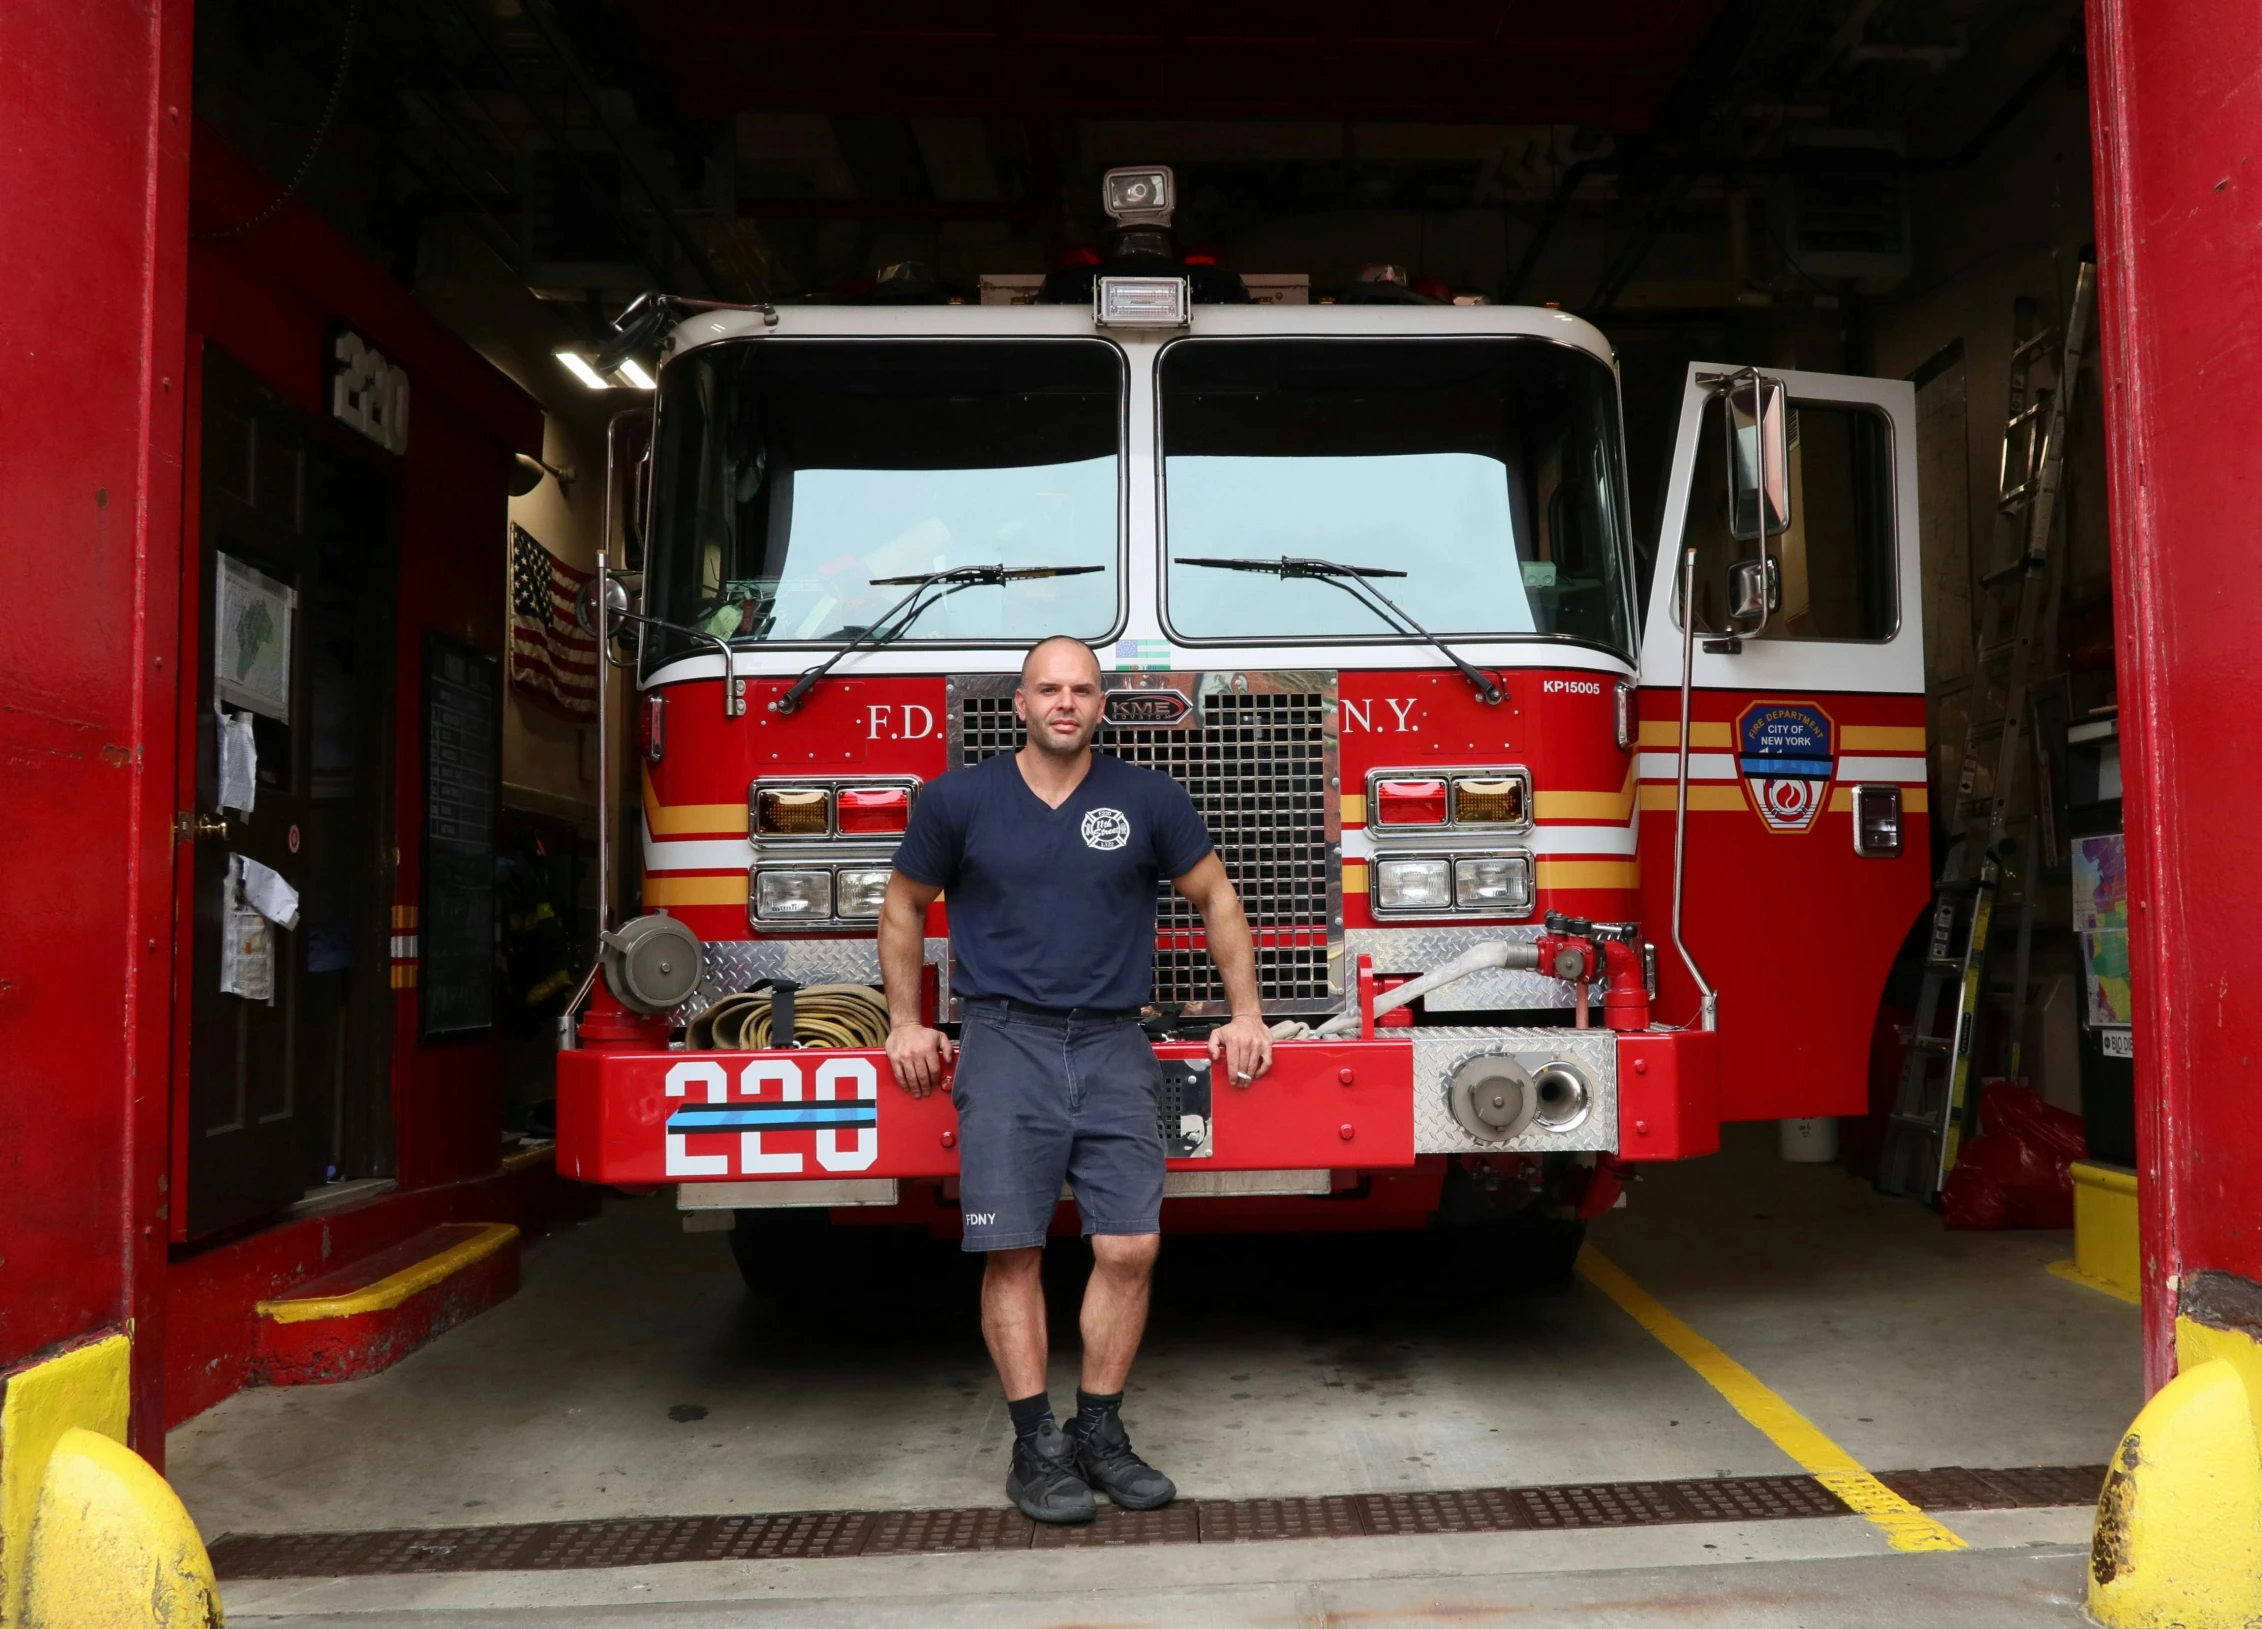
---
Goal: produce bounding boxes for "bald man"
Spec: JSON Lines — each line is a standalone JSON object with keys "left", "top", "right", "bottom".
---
{"left": 878, "top": 635, "right": 1273, "bottom": 1524}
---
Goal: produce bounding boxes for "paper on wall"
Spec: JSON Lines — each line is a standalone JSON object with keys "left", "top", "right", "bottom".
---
{"left": 217, "top": 704, "right": 258, "bottom": 815}
{"left": 219, "top": 854, "right": 276, "bottom": 1003}
{"left": 237, "top": 854, "right": 300, "bottom": 929}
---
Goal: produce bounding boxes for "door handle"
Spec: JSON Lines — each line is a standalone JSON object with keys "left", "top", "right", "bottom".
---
{"left": 175, "top": 811, "right": 233, "bottom": 842}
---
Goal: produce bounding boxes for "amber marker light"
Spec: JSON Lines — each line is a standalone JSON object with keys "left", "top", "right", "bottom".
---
{"left": 1452, "top": 776, "right": 1527, "bottom": 826}
{"left": 755, "top": 787, "right": 831, "bottom": 837}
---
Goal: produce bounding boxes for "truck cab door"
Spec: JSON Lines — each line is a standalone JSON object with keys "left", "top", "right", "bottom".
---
{"left": 1635, "top": 363, "right": 1930, "bottom": 1123}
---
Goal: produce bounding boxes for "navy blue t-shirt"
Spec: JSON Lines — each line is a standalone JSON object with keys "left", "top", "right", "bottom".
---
{"left": 891, "top": 751, "right": 1216, "bottom": 1010}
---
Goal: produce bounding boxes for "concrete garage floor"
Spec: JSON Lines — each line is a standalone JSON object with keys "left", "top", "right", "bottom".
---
{"left": 174, "top": 1127, "right": 2140, "bottom": 1625}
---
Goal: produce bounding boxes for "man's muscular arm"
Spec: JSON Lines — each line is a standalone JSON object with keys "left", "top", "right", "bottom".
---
{"left": 879, "top": 872, "right": 952, "bottom": 1096}
{"left": 1173, "top": 852, "right": 1274, "bottom": 1085}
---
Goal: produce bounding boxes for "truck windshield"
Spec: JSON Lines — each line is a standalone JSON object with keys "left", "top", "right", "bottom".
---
{"left": 1160, "top": 338, "right": 1634, "bottom": 655}
{"left": 642, "top": 339, "right": 1122, "bottom": 671}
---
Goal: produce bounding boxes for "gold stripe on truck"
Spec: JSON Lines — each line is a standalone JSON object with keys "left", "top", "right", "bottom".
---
{"left": 643, "top": 875, "right": 750, "bottom": 907}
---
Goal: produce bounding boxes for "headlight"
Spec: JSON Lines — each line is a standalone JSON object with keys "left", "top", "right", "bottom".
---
{"left": 834, "top": 868, "right": 890, "bottom": 920}
{"left": 753, "top": 869, "right": 832, "bottom": 922}
{"left": 1455, "top": 856, "right": 1532, "bottom": 912}
{"left": 754, "top": 787, "right": 830, "bottom": 837}
{"left": 1375, "top": 858, "right": 1451, "bottom": 912}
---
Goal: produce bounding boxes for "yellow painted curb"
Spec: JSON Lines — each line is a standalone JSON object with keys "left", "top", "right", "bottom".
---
{"left": 500, "top": 1141, "right": 556, "bottom": 1175}
{"left": 23, "top": 1429, "right": 220, "bottom": 1629}
{"left": 255, "top": 1222, "right": 519, "bottom": 1324}
{"left": 2090, "top": 1323, "right": 2262, "bottom": 1626}
{"left": 2047, "top": 1259, "right": 2141, "bottom": 1307}
{"left": 1576, "top": 1245, "right": 1964, "bottom": 1553}
{"left": 1, "top": 1334, "right": 130, "bottom": 1629}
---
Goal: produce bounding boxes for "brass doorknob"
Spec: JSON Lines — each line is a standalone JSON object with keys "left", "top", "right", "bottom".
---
{"left": 176, "top": 811, "right": 232, "bottom": 842}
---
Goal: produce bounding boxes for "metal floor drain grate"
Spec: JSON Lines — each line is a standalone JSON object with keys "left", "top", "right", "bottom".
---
{"left": 1878, "top": 1464, "right": 2108, "bottom": 1511}
{"left": 207, "top": 1463, "right": 2108, "bottom": 1580}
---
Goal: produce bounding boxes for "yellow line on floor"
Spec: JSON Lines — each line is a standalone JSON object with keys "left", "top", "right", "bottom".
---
{"left": 1576, "top": 1244, "right": 1966, "bottom": 1553}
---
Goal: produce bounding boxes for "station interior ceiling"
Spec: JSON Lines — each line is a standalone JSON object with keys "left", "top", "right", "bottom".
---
{"left": 194, "top": 0, "right": 2092, "bottom": 532}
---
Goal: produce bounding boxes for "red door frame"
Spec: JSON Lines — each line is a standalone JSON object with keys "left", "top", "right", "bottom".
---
{"left": 0, "top": 0, "right": 194, "bottom": 1450}
{"left": 2087, "top": 0, "right": 2262, "bottom": 1390}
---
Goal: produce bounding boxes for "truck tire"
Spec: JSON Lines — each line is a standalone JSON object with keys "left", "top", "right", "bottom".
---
{"left": 1437, "top": 1210, "right": 1588, "bottom": 1295}
{"left": 1432, "top": 1162, "right": 1589, "bottom": 1294}
{"left": 728, "top": 1208, "right": 831, "bottom": 1299}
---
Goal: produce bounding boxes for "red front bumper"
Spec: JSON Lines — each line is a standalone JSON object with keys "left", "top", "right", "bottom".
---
{"left": 557, "top": 1039, "right": 1417, "bottom": 1186}
{"left": 555, "top": 1025, "right": 1721, "bottom": 1186}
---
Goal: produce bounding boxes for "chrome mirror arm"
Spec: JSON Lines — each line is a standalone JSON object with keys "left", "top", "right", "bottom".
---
{"left": 1671, "top": 544, "right": 1719, "bottom": 1032}
{"left": 578, "top": 576, "right": 744, "bottom": 721}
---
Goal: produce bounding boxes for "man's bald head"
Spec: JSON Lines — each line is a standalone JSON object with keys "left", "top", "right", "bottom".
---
{"left": 1020, "top": 635, "right": 1102, "bottom": 688}
{"left": 1016, "top": 636, "right": 1106, "bottom": 760}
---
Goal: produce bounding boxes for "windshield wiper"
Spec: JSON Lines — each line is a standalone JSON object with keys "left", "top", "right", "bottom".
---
{"left": 1173, "top": 555, "right": 1504, "bottom": 705}
{"left": 769, "top": 563, "right": 1104, "bottom": 716}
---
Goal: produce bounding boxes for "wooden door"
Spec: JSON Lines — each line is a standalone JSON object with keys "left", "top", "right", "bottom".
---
{"left": 178, "top": 347, "right": 396, "bottom": 1238}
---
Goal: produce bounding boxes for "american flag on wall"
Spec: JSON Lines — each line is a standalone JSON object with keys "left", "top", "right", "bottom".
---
{"left": 509, "top": 524, "right": 599, "bottom": 723}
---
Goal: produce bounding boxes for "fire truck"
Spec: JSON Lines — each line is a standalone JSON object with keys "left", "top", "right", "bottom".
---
{"left": 556, "top": 166, "right": 1930, "bottom": 1289}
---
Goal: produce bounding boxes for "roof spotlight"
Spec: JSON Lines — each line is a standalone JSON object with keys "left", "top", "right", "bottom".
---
{"left": 1102, "top": 166, "right": 1175, "bottom": 228}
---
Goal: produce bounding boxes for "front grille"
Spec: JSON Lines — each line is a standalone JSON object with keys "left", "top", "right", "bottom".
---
{"left": 952, "top": 674, "right": 1339, "bottom": 1013}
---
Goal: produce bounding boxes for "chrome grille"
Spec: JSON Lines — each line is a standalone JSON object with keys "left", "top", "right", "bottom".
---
{"left": 949, "top": 673, "right": 1341, "bottom": 1014}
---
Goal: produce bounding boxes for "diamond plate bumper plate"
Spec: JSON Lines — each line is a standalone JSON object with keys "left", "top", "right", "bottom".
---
{"left": 1411, "top": 1026, "right": 1619, "bottom": 1153}
{"left": 1345, "top": 925, "right": 1612, "bottom": 1013}
{"left": 691, "top": 938, "right": 949, "bottom": 1019}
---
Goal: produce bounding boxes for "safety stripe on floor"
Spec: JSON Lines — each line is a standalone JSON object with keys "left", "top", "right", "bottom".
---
{"left": 1576, "top": 1245, "right": 1969, "bottom": 1553}
{"left": 205, "top": 1464, "right": 2105, "bottom": 1580}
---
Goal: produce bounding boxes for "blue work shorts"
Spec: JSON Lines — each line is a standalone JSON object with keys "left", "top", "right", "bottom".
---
{"left": 950, "top": 1000, "right": 1166, "bottom": 1252}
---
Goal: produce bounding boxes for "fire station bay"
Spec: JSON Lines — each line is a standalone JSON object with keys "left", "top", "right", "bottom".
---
{"left": 16, "top": 3, "right": 2262, "bottom": 1625}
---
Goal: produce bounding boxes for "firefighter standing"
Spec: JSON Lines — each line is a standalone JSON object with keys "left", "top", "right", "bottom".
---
{"left": 879, "top": 635, "right": 1273, "bottom": 1524}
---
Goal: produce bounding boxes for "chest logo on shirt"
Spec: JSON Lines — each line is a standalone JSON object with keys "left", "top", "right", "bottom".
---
{"left": 1081, "top": 807, "right": 1131, "bottom": 851}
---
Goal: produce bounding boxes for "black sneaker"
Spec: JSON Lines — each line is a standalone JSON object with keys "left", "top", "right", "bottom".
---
{"left": 1069, "top": 1412, "right": 1177, "bottom": 1510}
{"left": 1006, "top": 1422, "right": 1096, "bottom": 1524}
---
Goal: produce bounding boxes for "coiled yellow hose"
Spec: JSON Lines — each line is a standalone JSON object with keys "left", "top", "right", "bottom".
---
{"left": 688, "top": 983, "right": 892, "bottom": 1051}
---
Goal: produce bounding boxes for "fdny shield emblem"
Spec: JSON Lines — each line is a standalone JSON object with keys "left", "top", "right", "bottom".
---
{"left": 1737, "top": 701, "right": 1834, "bottom": 834}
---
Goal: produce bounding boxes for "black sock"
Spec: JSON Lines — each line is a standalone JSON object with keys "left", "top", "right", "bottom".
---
{"left": 1007, "top": 1391, "right": 1054, "bottom": 1445}
{"left": 1073, "top": 1388, "right": 1123, "bottom": 1437}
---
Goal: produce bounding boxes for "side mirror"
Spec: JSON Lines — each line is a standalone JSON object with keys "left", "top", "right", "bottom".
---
{"left": 1726, "top": 557, "right": 1781, "bottom": 623}
{"left": 574, "top": 572, "right": 631, "bottom": 639}
{"left": 1724, "top": 372, "right": 1791, "bottom": 542}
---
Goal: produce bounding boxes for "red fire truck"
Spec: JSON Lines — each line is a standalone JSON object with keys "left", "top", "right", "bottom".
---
{"left": 556, "top": 166, "right": 1930, "bottom": 1287}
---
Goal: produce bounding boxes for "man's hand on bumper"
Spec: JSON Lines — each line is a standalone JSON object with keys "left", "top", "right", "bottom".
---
{"left": 887, "top": 1023, "right": 955, "bottom": 1097}
{"left": 1209, "top": 1014, "right": 1274, "bottom": 1088}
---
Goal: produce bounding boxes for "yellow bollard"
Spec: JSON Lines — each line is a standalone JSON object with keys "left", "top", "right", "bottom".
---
{"left": 22, "top": 1429, "right": 220, "bottom": 1629}
{"left": 2090, "top": 1331, "right": 2262, "bottom": 1627}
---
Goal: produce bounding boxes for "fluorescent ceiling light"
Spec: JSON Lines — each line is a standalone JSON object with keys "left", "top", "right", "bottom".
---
{"left": 555, "top": 351, "right": 610, "bottom": 390}
{"left": 615, "top": 359, "right": 656, "bottom": 391}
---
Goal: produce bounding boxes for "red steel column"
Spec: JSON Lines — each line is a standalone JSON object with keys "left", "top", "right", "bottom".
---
{"left": 0, "top": 0, "right": 194, "bottom": 1452}
{"left": 2087, "top": 0, "right": 2262, "bottom": 1389}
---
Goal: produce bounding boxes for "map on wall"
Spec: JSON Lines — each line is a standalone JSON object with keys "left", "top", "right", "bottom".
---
{"left": 215, "top": 553, "right": 295, "bottom": 722}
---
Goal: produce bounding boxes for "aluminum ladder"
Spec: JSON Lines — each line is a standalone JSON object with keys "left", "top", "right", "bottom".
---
{"left": 1876, "top": 259, "right": 2096, "bottom": 1199}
